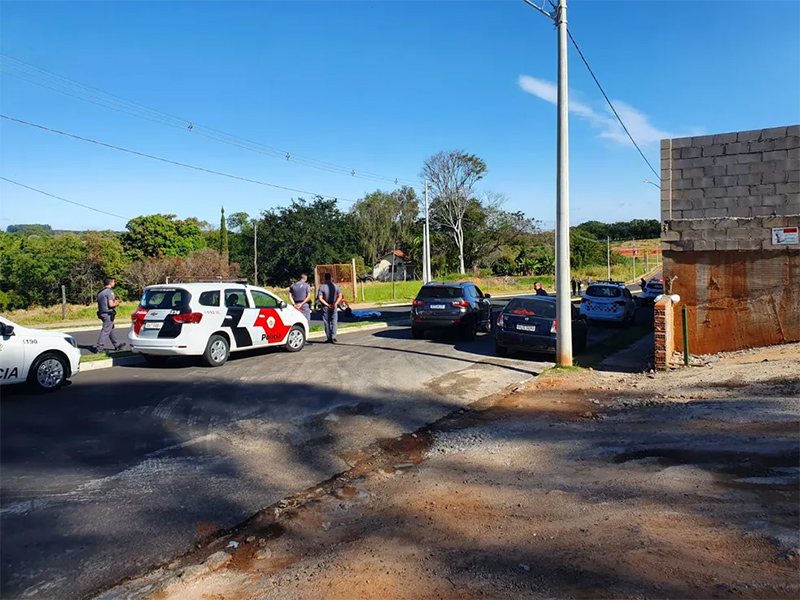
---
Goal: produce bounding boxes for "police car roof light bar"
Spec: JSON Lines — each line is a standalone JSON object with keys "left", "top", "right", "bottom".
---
{"left": 164, "top": 276, "right": 250, "bottom": 284}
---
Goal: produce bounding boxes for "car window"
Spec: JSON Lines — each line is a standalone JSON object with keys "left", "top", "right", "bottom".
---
{"left": 224, "top": 288, "right": 250, "bottom": 308}
{"left": 505, "top": 298, "right": 556, "bottom": 319}
{"left": 417, "top": 286, "right": 462, "bottom": 299}
{"left": 586, "top": 285, "right": 622, "bottom": 298}
{"left": 251, "top": 290, "right": 280, "bottom": 309}
{"left": 474, "top": 286, "right": 485, "bottom": 298}
{"left": 623, "top": 289, "right": 633, "bottom": 299}
{"left": 199, "top": 290, "right": 220, "bottom": 307}
{"left": 141, "top": 288, "right": 191, "bottom": 309}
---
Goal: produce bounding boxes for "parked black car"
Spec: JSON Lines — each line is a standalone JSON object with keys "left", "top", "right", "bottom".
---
{"left": 410, "top": 282, "right": 493, "bottom": 340}
{"left": 495, "top": 296, "right": 588, "bottom": 357}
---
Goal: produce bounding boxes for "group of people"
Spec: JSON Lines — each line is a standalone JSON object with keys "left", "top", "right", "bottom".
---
{"left": 571, "top": 277, "right": 594, "bottom": 297}
{"left": 289, "top": 273, "right": 343, "bottom": 344}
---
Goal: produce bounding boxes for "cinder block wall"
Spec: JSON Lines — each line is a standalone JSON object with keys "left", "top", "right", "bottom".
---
{"left": 661, "top": 125, "right": 800, "bottom": 354}
{"left": 654, "top": 296, "right": 674, "bottom": 369}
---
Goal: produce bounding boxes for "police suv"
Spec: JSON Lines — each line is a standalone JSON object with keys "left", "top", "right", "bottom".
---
{"left": 0, "top": 316, "right": 82, "bottom": 392}
{"left": 128, "top": 281, "right": 308, "bottom": 366}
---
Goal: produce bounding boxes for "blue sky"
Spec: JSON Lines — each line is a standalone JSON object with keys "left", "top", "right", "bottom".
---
{"left": 1, "top": 0, "right": 798, "bottom": 232}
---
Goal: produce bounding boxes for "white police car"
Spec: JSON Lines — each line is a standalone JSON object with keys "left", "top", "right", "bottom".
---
{"left": 0, "top": 316, "right": 82, "bottom": 392}
{"left": 128, "top": 281, "right": 309, "bottom": 367}
{"left": 579, "top": 281, "right": 637, "bottom": 325}
{"left": 641, "top": 278, "right": 665, "bottom": 304}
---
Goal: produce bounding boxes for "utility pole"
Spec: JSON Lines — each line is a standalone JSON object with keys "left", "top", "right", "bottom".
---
{"left": 522, "top": 0, "right": 572, "bottom": 365}
{"left": 606, "top": 236, "right": 611, "bottom": 281}
{"left": 424, "top": 180, "right": 432, "bottom": 283}
{"left": 632, "top": 238, "right": 636, "bottom": 282}
{"left": 253, "top": 221, "right": 258, "bottom": 285}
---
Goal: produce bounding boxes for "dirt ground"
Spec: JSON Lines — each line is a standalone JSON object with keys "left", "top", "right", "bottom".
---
{"left": 100, "top": 343, "right": 800, "bottom": 600}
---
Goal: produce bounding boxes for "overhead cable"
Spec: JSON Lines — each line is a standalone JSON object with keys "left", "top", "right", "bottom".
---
{"left": 0, "top": 114, "right": 356, "bottom": 203}
{"left": 0, "top": 176, "right": 131, "bottom": 220}
{"left": 0, "top": 54, "right": 417, "bottom": 187}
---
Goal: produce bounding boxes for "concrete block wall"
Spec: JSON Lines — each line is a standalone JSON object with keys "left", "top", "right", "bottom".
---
{"left": 661, "top": 125, "right": 800, "bottom": 252}
{"left": 660, "top": 125, "right": 800, "bottom": 355}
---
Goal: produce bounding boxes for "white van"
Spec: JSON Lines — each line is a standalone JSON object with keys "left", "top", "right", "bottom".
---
{"left": 128, "top": 282, "right": 308, "bottom": 366}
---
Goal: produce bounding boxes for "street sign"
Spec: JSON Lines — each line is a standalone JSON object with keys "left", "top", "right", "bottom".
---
{"left": 771, "top": 227, "right": 799, "bottom": 245}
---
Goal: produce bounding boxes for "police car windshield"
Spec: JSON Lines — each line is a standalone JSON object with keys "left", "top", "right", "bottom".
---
{"left": 586, "top": 285, "right": 622, "bottom": 298}
{"left": 417, "top": 286, "right": 463, "bottom": 299}
{"left": 141, "top": 288, "right": 192, "bottom": 309}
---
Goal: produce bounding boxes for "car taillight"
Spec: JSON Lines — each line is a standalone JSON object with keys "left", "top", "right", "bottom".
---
{"left": 132, "top": 307, "right": 149, "bottom": 335}
{"left": 412, "top": 300, "right": 424, "bottom": 307}
{"left": 452, "top": 300, "right": 469, "bottom": 307}
{"left": 173, "top": 312, "right": 203, "bottom": 324}
{"left": 614, "top": 300, "right": 626, "bottom": 306}
{"left": 496, "top": 312, "right": 504, "bottom": 327}
{"left": 580, "top": 297, "right": 589, "bottom": 303}
{"left": 551, "top": 320, "right": 557, "bottom": 334}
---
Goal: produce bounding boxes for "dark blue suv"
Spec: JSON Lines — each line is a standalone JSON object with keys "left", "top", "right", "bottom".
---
{"left": 410, "top": 282, "right": 493, "bottom": 340}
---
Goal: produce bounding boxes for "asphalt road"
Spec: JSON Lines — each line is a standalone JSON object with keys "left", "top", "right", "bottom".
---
{"left": 2, "top": 283, "right": 655, "bottom": 599}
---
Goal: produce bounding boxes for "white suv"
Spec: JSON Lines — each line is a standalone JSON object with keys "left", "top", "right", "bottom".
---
{"left": 641, "top": 278, "right": 665, "bottom": 304}
{"left": 579, "top": 282, "right": 637, "bottom": 325}
{"left": 128, "top": 282, "right": 308, "bottom": 367}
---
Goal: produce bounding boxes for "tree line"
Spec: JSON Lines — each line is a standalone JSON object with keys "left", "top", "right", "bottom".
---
{"left": 0, "top": 149, "right": 659, "bottom": 310}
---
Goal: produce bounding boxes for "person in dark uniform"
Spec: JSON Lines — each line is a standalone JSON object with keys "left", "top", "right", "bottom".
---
{"left": 533, "top": 282, "right": 548, "bottom": 296}
{"left": 95, "top": 278, "right": 124, "bottom": 352}
{"left": 318, "top": 273, "right": 343, "bottom": 343}
{"left": 571, "top": 277, "right": 578, "bottom": 297}
{"left": 289, "top": 274, "right": 312, "bottom": 324}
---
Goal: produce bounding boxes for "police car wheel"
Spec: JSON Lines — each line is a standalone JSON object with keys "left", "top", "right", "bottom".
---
{"left": 284, "top": 326, "right": 306, "bottom": 352}
{"left": 29, "top": 352, "right": 67, "bottom": 392}
{"left": 202, "top": 334, "right": 229, "bottom": 367}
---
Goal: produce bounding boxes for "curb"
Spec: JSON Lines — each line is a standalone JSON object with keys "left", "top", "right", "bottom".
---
{"left": 78, "top": 321, "right": 402, "bottom": 372}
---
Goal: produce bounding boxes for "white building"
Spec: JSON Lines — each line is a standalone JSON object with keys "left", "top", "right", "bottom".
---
{"left": 372, "top": 251, "right": 411, "bottom": 282}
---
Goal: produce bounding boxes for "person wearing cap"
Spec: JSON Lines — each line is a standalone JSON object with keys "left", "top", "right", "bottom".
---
{"left": 317, "top": 273, "right": 343, "bottom": 343}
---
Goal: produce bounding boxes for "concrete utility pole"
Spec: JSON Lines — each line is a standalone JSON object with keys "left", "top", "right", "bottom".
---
{"left": 253, "top": 221, "right": 258, "bottom": 285}
{"left": 424, "top": 180, "right": 432, "bottom": 283}
{"left": 606, "top": 236, "right": 611, "bottom": 281}
{"left": 522, "top": 0, "right": 572, "bottom": 365}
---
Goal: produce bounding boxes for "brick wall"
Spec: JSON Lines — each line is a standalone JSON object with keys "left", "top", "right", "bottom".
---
{"left": 654, "top": 296, "right": 674, "bottom": 370}
{"left": 660, "top": 125, "right": 800, "bottom": 354}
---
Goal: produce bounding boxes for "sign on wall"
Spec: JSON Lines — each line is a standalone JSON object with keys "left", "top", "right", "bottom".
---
{"left": 772, "top": 227, "right": 799, "bottom": 245}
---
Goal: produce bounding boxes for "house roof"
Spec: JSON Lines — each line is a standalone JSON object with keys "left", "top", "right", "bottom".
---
{"left": 380, "top": 250, "right": 409, "bottom": 261}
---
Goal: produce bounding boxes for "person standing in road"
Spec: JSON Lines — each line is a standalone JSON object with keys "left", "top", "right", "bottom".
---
{"left": 578, "top": 279, "right": 584, "bottom": 296}
{"left": 533, "top": 282, "right": 549, "bottom": 296}
{"left": 95, "top": 277, "right": 124, "bottom": 352}
{"left": 571, "top": 277, "right": 577, "bottom": 297}
{"left": 318, "top": 273, "right": 343, "bottom": 344}
{"left": 289, "top": 274, "right": 312, "bottom": 324}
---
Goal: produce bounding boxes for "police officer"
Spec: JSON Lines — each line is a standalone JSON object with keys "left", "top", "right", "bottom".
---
{"left": 571, "top": 277, "right": 578, "bottom": 297}
{"left": 289, "top": 274, "right": 312, "bottom": 324}
{"left": 95, "top": 277, "right": 124, "bottom": 352}
{"left": 317, "top": 273, "right": 343, "bottom": 344}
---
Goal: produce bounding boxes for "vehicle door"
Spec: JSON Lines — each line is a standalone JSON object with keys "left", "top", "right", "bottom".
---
{"left": 132, "top": 288, "right": 192, "bottom": 340}
{"left": 623, "top": 288, "right": 635, "bottom": 317}
{"left": 223, "top": 288, "right": 253, "bottom": 349}
{"left": 248, "top": 289, "right": 293, "bottom": 346}
{"left": 0, "top": 319, "right": 27, "bottom": 384}
{"left": 470, "top": 285, "right": 488, "bottom": 328}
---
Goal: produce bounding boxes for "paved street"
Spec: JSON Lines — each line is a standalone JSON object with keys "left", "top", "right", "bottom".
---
{"left": 1, "top": 287, "right": 655, "bottom": 599}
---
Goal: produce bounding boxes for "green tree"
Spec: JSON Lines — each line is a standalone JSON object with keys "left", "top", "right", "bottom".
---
{"left": 351, "top": 187, "right": 419, "bottom": 266}
{"left": 219, "top": 206, "right": 229, "bottom": 260}
{"left": 123, "top": 214, "right": 206, "bottom": 260}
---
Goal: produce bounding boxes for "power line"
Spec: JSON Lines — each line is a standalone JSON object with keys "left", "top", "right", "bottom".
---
{"left": 565, "top": 31, "right": 661, "bottom": 181}
{"left": 0, "top": 54, "right": 417, "bottom": 187}
{"left": 0, "top": 176, "right": 131, "bottom": 220}
{"left": 1, "top": 114, "right": 357, "bottom": 203}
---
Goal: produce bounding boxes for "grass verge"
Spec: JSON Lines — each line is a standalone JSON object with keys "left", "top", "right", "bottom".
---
{"left": 80, "top": 350, "right": 134, "bottom": 363}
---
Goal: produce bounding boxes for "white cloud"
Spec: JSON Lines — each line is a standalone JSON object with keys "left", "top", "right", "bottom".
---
{"left": 518, "top": 75, "right": 676, "bottom": 147}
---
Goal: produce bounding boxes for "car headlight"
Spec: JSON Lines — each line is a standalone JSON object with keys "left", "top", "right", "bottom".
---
{"left": 65, "top": 336, "right": 78, "bottom": 348}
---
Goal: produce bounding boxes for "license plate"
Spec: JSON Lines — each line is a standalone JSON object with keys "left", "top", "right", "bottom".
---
{"left": 430, "top": 304, "right": 446, "bottom": 309}
{"left": 144, "top": 322, "right": 163, "bottom": 330}
{"left": 517, "top": 324, "right": 537, "bottom": 332}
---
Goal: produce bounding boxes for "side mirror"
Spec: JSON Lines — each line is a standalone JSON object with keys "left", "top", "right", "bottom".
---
{"left": 484, "top": 293, "right": 492, "bottom": 299}
{"left": 2, "top": 324, "right": 14, "bottom": 336}
{"left": 279, "top": 300, "right": 288, "bottom": 309}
